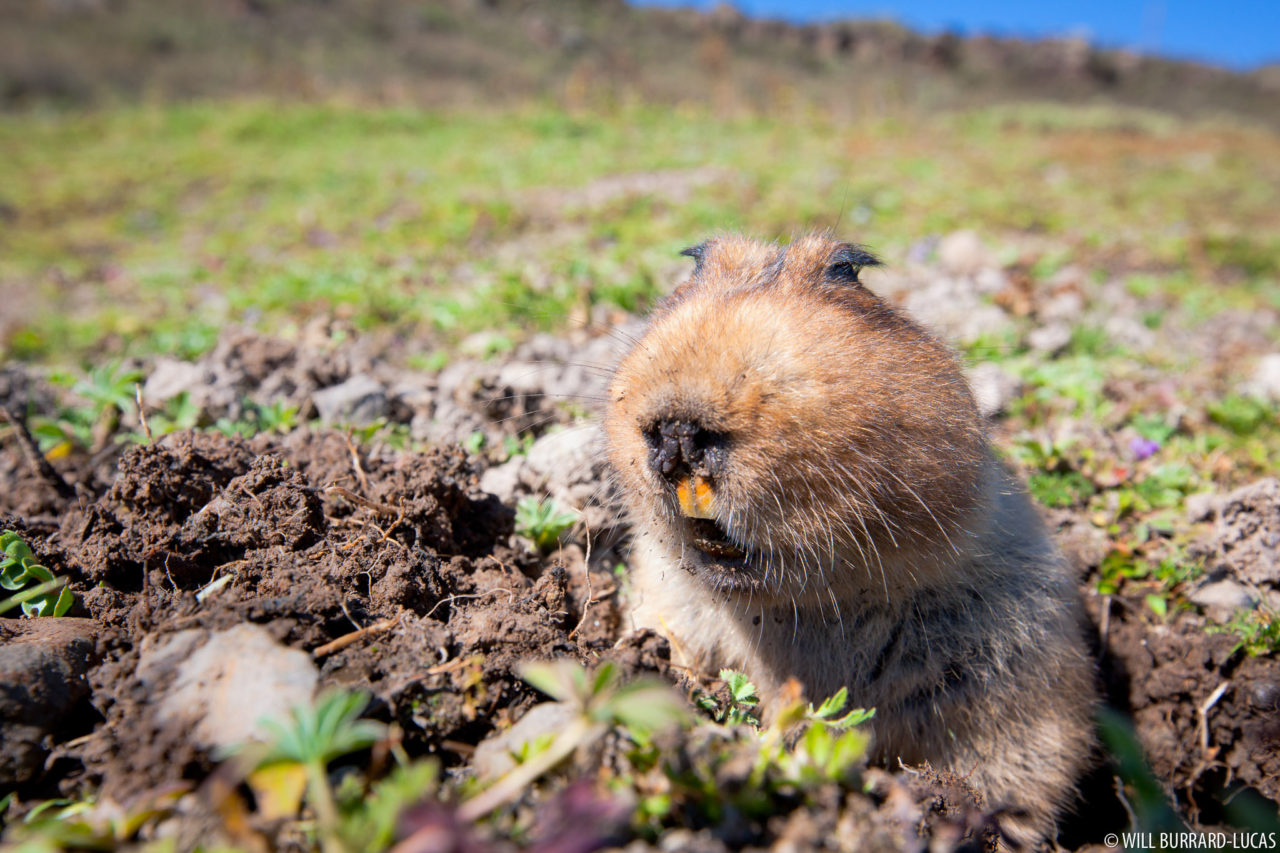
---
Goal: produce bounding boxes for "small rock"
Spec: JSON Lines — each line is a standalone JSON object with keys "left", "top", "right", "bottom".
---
{"left": 521, "top": 426, "right": 614, "bottom": 529}
{"left": 479, "top": 457, "right": 526, "bottom": 505}
{"left": 145, "top": 624, "right": 318, "bottom": 752}
{"left": 972, "top": 267, "right": 1009, "bottom": 295}
{"left": 937, "top": 230, "right": 992, "bottom": 277}
{"left": 459, "top": 331, "right": 511, "bottom": 359}
{"left": 0, "top": 618, "right": 99, "bottom": 787}
{"left": 1039, "top": 291, "right": 1084, "bottom": 324}
{"left": 966, "top": 363, "right": 1022, "bottom": 418}
{"left": 1202, "top": 478, "right": 1280, "bottom": 588}
{"left": 1185, "top": 491, "right": 1218, "bottom": 522}
{"left": 472, "top": 701, "right": 578, "bottom": 780}
{"left": 903, "top": 288, "right": 1010, "bottom": 346}
{"left": 143, "top": 359, "right": 208, "bottom": 405}
{"left": 1104, "top": 315, "right": 1156, "bottom": 353}
{"left": 1242, "top": 353, "right": 1280, "bottom": 401}
{"left": 1190, "top": 579, "right": 1258, "bottom": 623}
{"left": 1028, "top": 322, "right": 1072, "bottom": 354}
{"left": 312, "top": 374, "right": 387, "bottom": 425}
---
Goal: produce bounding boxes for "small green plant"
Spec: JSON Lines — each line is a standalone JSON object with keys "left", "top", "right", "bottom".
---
{"left": 501, "top": 432, "right": 535, "bottom": 460}
{"left": 257, "top": 399, "right": 301, "bottom": 433}
{"left": 1130, "top": 413, "right": 1178, "bottom": 445}
{"left": 210, "top": 398, "right": 301, "bottom": 438}
{"left": 667, "top": 681, "right": 874, "bottom": 832}
{"left": 30, "top": 362, "right": 147, "bottom": 452}
{"left": 74, "top": 362, "right": 144, "bottom": 424}
{"left": 150, "top": 391, "right": 201, "bottom": 434}
{"left": 1010, "top": 434, "right": 1099, "bottom": 507}
{"left": 461, "top": 660, "right": 686, "bottom": 821}
{"left": 515, "top": 496, "right": 578, "bottom": 552}
{"left": 807, "top": 687, "right": 876, "bottom": 730}
{"left": 1097, "top": 549, "right": 1201, "bottom": 614}
{"left": 1210, "top": 607, "right": 1280, "bottom": 657}
{"left": 696, "top": 669, "right": 761, "bottom": 726}
{"left": 0, "top": 788, "right": 184, "bottom": 850}
{"left": 461, "top": 431, "right": 486, "bottom": 456}
{"left": 1133, "top": 463, "right": 1196, "bottom": 510}
{"left": 1207, "top": 394, "right": 1274, "bottom": 436}
{"left": 236, "top": 689, "right": 388, "bottom": 853}
{"left": 336, "top": 760, "right": 440, "bottom": 853}
{"left": 0, "top": 530, "right": 74, "bottom": 617}
{"left": 1028, "top": 470, "right": 1097, "bottom": 507}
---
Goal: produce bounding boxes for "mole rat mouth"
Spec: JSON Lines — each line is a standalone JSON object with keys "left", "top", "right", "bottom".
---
{"left": 687, "top": 517, "right": 746, "bottom": 561}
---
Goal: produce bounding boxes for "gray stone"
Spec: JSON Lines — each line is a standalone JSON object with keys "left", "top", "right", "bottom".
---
{"left": 312, "top": 374, "right": 387, "bottom": 425}
{"left": 521, "top": 426, "right": 613, "bottom": 530}
{"left": 1191, "top": 579, "right": 1258, "bottom": 623}
{"left": 144, "top": 624, "right": 318, "bottom": 752}
{"left": 1028, "top": 322, "right": 1072, "bottom": 354}
{"left": 143, "top": 358, "right": 208, "bottom": 405}
{"left": 479, "top": 457, "right": 525, "bottom": 505}
{"left": 1185, "top": 491, "right": 1218, "bottom": 522}
{"left": 937, "top": 230, "right": 992, "bottom": 276}
{"left": 471, "top": 701, "right": 578, "bottom": 781}
{"left": 0, "top": 618, "right": 99, "bottom": 787}
{"left": 973, "top": 267, "right": 1009, "bottom": 295}
{"left": 1203, "top": 478, "right": 1280, "bottom": 588}
{"left": 1243, "top": 353, "right": 1280, "bottom": 401}
{"left": 1104, "top": 316, "right": 1156, "bottom": 353}
{"left": 1039, "top": 291, "right": 1085, "bottom": 324}
{"left": 966, "top": 363, "right": 1022, "bottom": 418}
{"left": 902, "top": 281, "right": 1011, "bottom": 346}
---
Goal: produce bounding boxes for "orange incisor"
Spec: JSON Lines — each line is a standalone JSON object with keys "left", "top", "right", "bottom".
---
{"left": 676, "top": 475, "right": 717, "bottom": 519}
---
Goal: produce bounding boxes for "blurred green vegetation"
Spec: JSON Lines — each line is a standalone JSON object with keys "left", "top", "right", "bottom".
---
{"left": 2, "top": 99, "right": 1277, "bottom": 365}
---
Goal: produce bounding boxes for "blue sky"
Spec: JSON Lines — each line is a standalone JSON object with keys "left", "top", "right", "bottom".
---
{"left": 630, "top": 1, "right": 1280, "bottom": 70}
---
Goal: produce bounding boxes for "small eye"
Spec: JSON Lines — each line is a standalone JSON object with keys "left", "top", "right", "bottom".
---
{"left": 826, "top": 261, "right": 860, "bottom": 282}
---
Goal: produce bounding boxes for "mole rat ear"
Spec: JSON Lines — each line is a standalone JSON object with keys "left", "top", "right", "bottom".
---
{"left": 825, "top": 243, "right": 882, "bottom": 285}
{"left": 679, "top": 241, "right": 711, "bottom": 274}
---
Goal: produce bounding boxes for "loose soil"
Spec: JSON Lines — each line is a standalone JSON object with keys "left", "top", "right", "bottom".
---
{"left": 1, "top": 320, "right": 1277, "bottom": 851}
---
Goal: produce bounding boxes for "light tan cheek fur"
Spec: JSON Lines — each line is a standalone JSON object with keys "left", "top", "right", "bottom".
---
{"left": 604, "top": 234, "right": 1098, "bottom": 847}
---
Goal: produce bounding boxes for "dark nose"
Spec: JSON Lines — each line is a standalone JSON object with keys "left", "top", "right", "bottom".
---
{"left": 644, "top": 419, "right": 727, "bottom": 481}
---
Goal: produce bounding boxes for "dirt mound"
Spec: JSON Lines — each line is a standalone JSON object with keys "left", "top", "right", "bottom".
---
{"left": 1, "top": 324, "right": 1278, "bottom": 849}
{"left": 3, "top": 429, "right": 641, "bottom": 803}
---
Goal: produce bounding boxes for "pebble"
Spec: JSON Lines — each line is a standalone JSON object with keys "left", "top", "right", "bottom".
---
{"left": 1243, "top": 353, "right": 1280, "bottom": 401}
{"left": 1028, "top": 322, "right": 1072, "bottom": 354}
{"left": 471, "top": 701, "right": 577, "bottom": 780}
{"left": 937, "top": 230, "right": 992, "bottom": 276}
{"left": 966, "top": 362, "right": 1022, "bottom": 418}
{"left": 0, "top": 618, "right": 99, "bottom": 787}
{"left": 142, "top": 623, "right": 318, "bottom": 752}
{"left": 1190, "top": 579, "right": 1258, "bottom": 623}
{"left": 312, "top": 374, "right": 387, "bottom": 425}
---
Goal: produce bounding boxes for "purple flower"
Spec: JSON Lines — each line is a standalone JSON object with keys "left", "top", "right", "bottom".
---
{"left": 1130, "top": 436, "right": 1160, "bottom": 460}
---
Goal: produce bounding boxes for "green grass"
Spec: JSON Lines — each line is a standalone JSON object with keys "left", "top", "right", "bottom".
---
{"left": 2, "top": 99, "right": 1278, "bottom": 365}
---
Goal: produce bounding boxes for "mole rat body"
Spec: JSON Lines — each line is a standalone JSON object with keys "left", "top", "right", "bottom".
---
{"left": 603, "top": 234, "right": 1096, "bottom": 844}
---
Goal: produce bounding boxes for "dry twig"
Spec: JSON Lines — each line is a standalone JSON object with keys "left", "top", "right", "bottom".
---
{"left": 312, "top": 614, "right": 403, "bottom": 658}
{"left": 0, "top": 404, "right": 75, "bottom": 500}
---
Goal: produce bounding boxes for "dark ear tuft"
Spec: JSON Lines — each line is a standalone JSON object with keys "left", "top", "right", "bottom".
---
{"left": 825, "top": 244, "right": 882, "bottom": 284}
{"left": 680, "top": 241, "right": 709, "bottom": 273}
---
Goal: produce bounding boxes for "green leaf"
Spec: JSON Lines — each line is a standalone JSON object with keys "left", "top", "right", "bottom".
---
{"left": 604, "top": 682, "right": 688, "bottom": 733}
{"left": 254, "top": 689, "right": 386, "bottom": 768}
{"left": 720, "top": 669, "right": 759, "bottom": 706}
{"left": 811, "top": 687, "right": 848, "bottom": 719}
{"left": 519, "top": 660, "right": 574, "bottom": 702}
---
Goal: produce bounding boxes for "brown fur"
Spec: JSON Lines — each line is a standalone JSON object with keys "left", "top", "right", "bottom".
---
{"left": 603, "top": 234, "right": 1096, "bottom": 846}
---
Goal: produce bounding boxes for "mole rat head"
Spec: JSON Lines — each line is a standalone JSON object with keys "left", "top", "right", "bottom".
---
{"left": 603, "top": 234, "right": 989, "bottom": 604}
